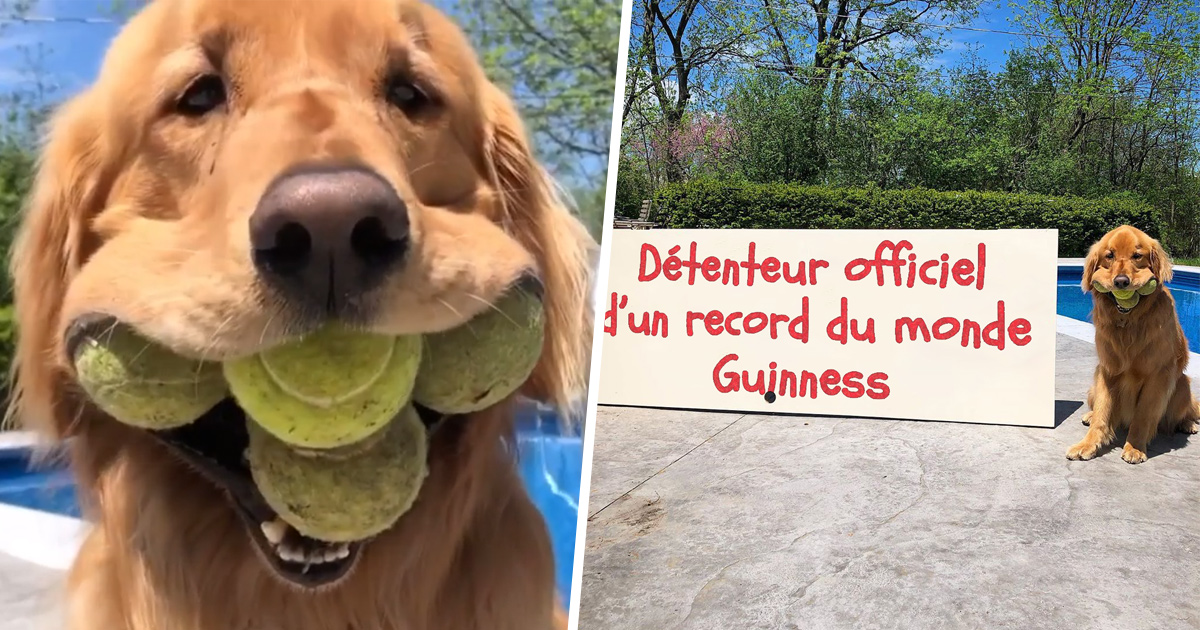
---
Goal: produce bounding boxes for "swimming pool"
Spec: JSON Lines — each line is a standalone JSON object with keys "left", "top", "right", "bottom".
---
{"left": 0, "top": 404, "right": 582, "bottom": 599}
{"left": 1057, "top": 264, "right": 1200, "bottom": 348}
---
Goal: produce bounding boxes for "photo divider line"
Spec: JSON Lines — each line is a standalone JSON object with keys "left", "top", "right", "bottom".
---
{"left": 567, "top": 0, "right": 636, "bottom": 626}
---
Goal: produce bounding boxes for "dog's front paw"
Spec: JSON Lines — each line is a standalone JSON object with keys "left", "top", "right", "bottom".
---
{"left": 1120, "top": 444, "right": 1148, "bottom": 464}
{"left": 1081, "top": 411, "right": 1092, "bottom": 426}
{"left": 1178, "top": 419, "right": 1198, "bottom": 435}
{"left": 1066, "top": 440, "right": 1100, "bottom": 461}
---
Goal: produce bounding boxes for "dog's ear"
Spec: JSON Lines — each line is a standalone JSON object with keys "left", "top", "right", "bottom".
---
{"left": 1149, "top": 237, "right": 1173, "bottom": 284}
{"left": 7, "top": 92, "right": 113, "bottom": 440}
{"left": 481, "top": 84, "right": 596, "bottom": 421}
{"left": 1082, "top": 238, "right": 1103, "bottom": 293}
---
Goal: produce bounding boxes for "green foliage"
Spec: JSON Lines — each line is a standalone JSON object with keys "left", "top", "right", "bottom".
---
{"left": 614, "top": 154, "right": 652, "bottom": 219}
{"left": 0, "top": 140, "right": 32, "bottom": 403}
{"left": 724, "top": 70, "right": 823, "bottom": 183}
{"left": 655, "top": 180, "right": 1164, "bottom": 257}
{"left": 450, "top": 0, "right": 620, "bottom": 240}
{"left": 621, "top": 0, "right": 1200, "bottom": 254}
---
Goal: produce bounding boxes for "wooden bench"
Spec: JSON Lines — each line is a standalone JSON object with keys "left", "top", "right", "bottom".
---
{"left": 614, "top": 199, "right": 658, "bottom": 230}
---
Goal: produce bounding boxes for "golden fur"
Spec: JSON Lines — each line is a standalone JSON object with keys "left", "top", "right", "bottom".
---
{"left": 1067, "top": 225, "right": 1198, "bottom": 464}
{"left": 7, "top": 0, "right": 593, "bottom": 628}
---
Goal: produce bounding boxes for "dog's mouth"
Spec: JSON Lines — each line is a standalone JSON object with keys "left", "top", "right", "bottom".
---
{"left": 60, "top": 271, "right": 542, "bottom": 589}
{"left": 138, "top": 398, "right": 444, "bottom": 589}
{"left": 64, "top": 310, "right": 447, "bottom": 590}
{"left": 1091, "top": 276, "right": 1159, "bottom": 314}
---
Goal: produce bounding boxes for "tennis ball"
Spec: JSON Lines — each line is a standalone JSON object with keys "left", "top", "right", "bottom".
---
{"left": 413, "top": 288, "right": 544, "bottom": 414}
{"left": 1114, "top": 294, "right": 1140, "bottom": 310}
{"left": 224, "top": 325, "right": 421, "bottom": 450}
{"left": 248, "top": 405, "right": 428, "bottom": 543}
{"left": 1093, "top": 278, "right": 1159, "bottom": 311}
{"left": 72, "top": 324, "right": 226, "bottom": 429}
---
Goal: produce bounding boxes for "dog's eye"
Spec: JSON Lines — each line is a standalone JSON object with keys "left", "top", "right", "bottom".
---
{"left": 1105, "top": 251, "right": 1115, "bottom": 260}
{"left": 384, "top": 76, "right": 432, "bottom": 115}
{"left": 176, "top": 75, "right": 227, "bottom": 117}
{"left": 1133, "top": 253, "right": 1143, "bottom": 260}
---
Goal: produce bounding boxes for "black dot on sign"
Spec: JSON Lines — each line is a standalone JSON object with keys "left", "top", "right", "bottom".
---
{"left": 764, "top": 391, "right": 776, "bottom": 403}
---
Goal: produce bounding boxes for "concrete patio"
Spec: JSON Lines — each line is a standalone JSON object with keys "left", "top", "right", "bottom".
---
{"left": 580, "top": 333, "right": 1200, "bottom": 630}
{"left": 0, "top": 550, "right": 63, "bottom": 630}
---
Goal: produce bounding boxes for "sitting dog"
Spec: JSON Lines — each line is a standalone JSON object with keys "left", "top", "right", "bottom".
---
{"left": 1067, "top": 225, "right": 1198, "bottom": 464}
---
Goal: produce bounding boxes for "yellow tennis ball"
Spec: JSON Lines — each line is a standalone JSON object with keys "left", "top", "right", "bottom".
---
{"left": 224, "top": 325, "right": 421, "bottom": 449}
{"left": 1093, "top": 278, "right": 1158, "bottom": 311}
{"left": 248, "top": 405, "right": 428, "bottom": 543}
{"left": 1114, "top": 294, "right": 1140, "bottom": 309}
{"left": 413, "top": 288, "right": 544, "bottom": 414}
{"left": 72, "top": 324, "right": 227, "bottom": 429}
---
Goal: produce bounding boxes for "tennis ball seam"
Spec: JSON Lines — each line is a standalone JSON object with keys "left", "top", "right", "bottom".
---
{"left": 258, "top": 337, "right": 397, "bottom": 408}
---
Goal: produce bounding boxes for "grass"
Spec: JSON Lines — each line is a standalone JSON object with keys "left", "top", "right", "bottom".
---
{"left": 1175, "top": 258, "right": 1200, "bottom": 267}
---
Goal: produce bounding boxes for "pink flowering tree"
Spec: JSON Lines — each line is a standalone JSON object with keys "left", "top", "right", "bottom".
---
{"left": 650, "top": 112, "right": 738, "bottom": 181}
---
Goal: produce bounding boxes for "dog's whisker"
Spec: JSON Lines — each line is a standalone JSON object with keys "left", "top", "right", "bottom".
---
{"left": 462, "top": 292, "right": 520, "bottom": 328}
{"left": 407, "top": 160, "right": 440, "bottom": 177}
{"left": 433, "top": 297, "right": 465, "bottom": 322}
{"left": 256, "top": 311, "right": 279, "bottom": 349}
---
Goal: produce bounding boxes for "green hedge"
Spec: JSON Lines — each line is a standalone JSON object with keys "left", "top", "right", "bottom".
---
{"left": 654, "top": 181, "right": 1164, "bottom": 257}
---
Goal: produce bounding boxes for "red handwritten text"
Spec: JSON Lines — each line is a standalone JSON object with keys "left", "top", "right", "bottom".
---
{"left": 712, "top": 354, "right": 890, "bottom": 400}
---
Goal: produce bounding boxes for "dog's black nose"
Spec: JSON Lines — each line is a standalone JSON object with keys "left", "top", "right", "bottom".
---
{"left": 1114, "top": 275, "right": 1131, "bottom": 289}
{"left": 250, "top": 164, "right": 409, "bottom": 310}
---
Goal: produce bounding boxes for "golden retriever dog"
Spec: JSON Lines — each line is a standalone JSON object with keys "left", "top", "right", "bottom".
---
{"left": 6, "top": 1, "right": 594, "bottom": 628}
{"left": 1067, "top": 225, "right": 1198, "bottom": 464}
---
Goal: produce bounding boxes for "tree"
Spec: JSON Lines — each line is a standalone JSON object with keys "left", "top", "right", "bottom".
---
{"left": 755, "top": 0, "right": 980, "bottom": 178}
{"left": 1014, "top": 0, "right": 1200, "bottom": 168}
{"left": 628, "top": 0, "right": 760, "bottom": 182}
{"left": 451, "top": 0, "right": 621, "bottom": 238}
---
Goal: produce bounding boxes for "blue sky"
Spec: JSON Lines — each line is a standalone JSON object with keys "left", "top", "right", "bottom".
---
{"left": 930, "top": 1, "right": 1021, "bottom": 71}
{"left": 616, "top": 0, "right": 1046, "bottom": 116}
{"left": 0, "top": 0, "right": 121, "bottom": 98}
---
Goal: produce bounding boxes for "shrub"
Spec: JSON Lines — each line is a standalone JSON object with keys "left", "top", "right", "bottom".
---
{"left": 614, "top": 156, "right": 653, "bottom": 219}
{"left": 654, "top": 181, "right": 1164, "bottom": 257}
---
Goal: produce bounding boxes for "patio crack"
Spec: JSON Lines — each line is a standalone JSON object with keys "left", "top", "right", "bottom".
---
{"left": 673, "top": 529, "right": 820, "bottom": 629}
{"left": 711, "top": 419, "right": 848, "bottom": 486}
{"left": 877, "top": 432, "right": 928, "bottom": 528}
{"left": 589, "top": 413, "right": 748, "bottom": 519}
{"left": 790, "top": 548, "right": 873, "bottom": 601}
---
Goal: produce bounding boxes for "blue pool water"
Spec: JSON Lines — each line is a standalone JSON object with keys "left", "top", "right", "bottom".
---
{"left": 1057, "top": 265, "right": 1200, "bottom": 349}
{"left": 0, "top": 405, "right": 582, "bottom": 599}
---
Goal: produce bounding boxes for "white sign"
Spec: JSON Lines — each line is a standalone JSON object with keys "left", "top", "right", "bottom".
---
{"left": 597, "top": 229, "right": 1058, "bottom": 427}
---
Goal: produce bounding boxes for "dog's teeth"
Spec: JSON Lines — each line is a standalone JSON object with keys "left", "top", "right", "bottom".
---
{"left": 277, "top": 545, "right": 303, "bottom": 563}
{"left": 337, "top": 545, "right": 350, "bottom": 560}
{"left": 260, "top": 520, "right": 288, "bottom": 545}
{"left": 323, "top": 546, "right": 344, "bottom": 562}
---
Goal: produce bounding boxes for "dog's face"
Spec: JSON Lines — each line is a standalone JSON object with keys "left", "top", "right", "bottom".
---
{"left": 1083, "top": 225, "right": 1172, "bottom": 295}
{"left": 10, "top": 0, "right": 593, "bottom": 590}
